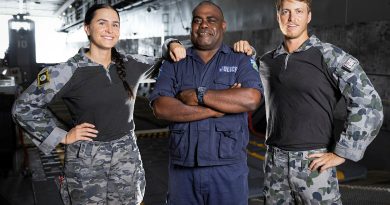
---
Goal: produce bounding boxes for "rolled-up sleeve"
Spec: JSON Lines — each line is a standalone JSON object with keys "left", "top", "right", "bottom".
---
{"left": 148, "top": 61, "right": 178, "bottom": 104}
{"left": 236, "top": 56, "right": 264, "bottom": 94}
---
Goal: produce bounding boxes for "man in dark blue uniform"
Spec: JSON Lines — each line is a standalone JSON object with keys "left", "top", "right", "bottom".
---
{"left": 149, "top": 1, "right": 263, "bottom": 204}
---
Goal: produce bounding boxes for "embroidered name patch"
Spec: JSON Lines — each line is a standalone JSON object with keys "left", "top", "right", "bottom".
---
{"left": 219, "top": 66, "right": 238, "bottom": 73}
{"left": 342, "top": 57, "right": 358, "bottom": 72}
{"left": 37, "top": 70, "right": 50, "bottom": 86}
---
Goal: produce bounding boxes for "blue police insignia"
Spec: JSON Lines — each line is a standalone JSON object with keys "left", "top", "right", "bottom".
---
{"left": 250, "top": 58, "right": 259, "bottom": 71}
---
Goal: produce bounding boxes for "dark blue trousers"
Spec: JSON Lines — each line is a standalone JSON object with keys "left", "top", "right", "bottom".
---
{"left": 167, "top": 162, "right": 248, "bottom": 205}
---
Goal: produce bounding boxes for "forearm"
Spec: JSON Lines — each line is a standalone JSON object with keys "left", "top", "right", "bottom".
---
{"left": 12, "top": 99, "right": 66, "bottom": 155}
{"left": 161, "top": 39, "right": 186, "bottom": 62}
{"left": 153, "top": 96, "right": 221, "bottom": 122}
{"left": 204, "top": 88, "right": 261, "bottom": 113}
{"left": 161, "top": 38, "right": 177, "bottom": 59}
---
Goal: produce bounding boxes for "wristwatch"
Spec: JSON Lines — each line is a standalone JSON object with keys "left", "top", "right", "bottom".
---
{"left": 196, "top": 86, "right": 207, "bottom": 105}
{"left": 168, "top": 39, "right": 182, "bottom": 49}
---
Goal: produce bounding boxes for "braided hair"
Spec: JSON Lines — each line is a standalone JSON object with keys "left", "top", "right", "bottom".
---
{"left": 111, "top": 48, "right": 134, "bottom": 98}
{"left": 84, "top": 4, "right": 133, "bottom": 99}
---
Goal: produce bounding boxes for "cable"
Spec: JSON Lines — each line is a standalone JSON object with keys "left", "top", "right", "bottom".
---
{"left": 175, "top": 0, "right": 190, "bottom": 31}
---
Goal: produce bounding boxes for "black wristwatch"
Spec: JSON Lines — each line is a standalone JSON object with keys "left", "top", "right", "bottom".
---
{"left": 196, "top": 86, "right": 207, "bottom": 105}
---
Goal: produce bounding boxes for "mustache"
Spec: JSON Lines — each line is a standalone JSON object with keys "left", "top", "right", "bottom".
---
{"left": 197, "top": 29, "right": 214, "bottom": 34}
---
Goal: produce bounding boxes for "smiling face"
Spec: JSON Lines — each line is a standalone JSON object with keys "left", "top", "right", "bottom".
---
{"left": 277, "top": 0, "right": 311, "bottom": 40}
{"left": 190, "top": 3, "right": 226, "bottom": 51}
{"left": 84, "top": 7, "right": 120, "bottom": 51}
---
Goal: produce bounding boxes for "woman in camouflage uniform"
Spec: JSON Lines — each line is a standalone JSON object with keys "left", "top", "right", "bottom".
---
{"left": 12, "top": 4, "right": 184, "bottom": 205}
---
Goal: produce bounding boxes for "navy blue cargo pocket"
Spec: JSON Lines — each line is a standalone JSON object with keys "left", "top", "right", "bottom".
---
{"left": 169, "top": 129, "right": 188, "bottom": 159}
{"left": 214, "top": 73, "right": 235, "bottom": 89}
{"left": 216, "top": 122, "right": 242, "bottom": 159}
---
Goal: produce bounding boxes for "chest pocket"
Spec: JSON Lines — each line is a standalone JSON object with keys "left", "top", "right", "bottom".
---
{"left": 180, "top": 73, "right": 195, "bottom": 91}
{"left": 173, "top": 63, "right": 195, "bottom": 94}
{"left": 213, "top": 72, "right": 235, "bottom": 89}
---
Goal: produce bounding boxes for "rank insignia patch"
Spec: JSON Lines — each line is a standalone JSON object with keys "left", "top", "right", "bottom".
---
{"left": 342, "top": 57, "right": 358, "bottom": 72}
{"left": 37, "top": 70, "right": 50, "bottom": 86}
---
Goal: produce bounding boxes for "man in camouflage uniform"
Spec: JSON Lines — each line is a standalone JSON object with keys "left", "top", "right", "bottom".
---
{"left": 257, "top": 0, "right": 384, "bottom": 204}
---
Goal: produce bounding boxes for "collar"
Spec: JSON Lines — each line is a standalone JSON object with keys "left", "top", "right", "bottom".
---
{"left": 187, "top": 43, "right": 231, "bottom": 57}
{"left": 273, "top": 35, "right": 321, "bottom": 58}
{"left": 73, "top": 48, "right": 116, "bottom": 67}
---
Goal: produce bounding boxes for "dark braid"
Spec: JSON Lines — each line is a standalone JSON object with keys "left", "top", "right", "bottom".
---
{"left": 111, "top": 48, "right": 134, "bottom": 99}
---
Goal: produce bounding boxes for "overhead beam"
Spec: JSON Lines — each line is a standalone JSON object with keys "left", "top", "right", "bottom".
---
{"left": 118, "top": 0, "right": 156, "bottom": 11}
{"left": 54, "top": 0, "right": 76, "bottom": 17}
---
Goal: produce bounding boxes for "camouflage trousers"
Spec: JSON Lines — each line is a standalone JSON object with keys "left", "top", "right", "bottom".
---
{"left": 263, "top": 146, "right": 342, "bottom": 205}
{"left": 60, "top": 132, "right": 145, "bottom": 205}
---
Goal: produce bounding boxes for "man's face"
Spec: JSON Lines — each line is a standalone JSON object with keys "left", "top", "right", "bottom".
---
{"left": 190, "top": 4, "right": 226, "bottom": 50}
{"left": 277, "top": 0, "right": 311, "bottom": 40}
{"left": 84, "top": 8, "right": 120, "bottom": 50}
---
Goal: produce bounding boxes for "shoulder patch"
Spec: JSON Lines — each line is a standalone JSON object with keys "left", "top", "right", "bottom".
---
{"left": 37, "top": 69, "right": 50, "bottom": 86}
{"left": 342, "top": 57, "right": 358, "bottom": 72}
{"left": 250, "top": 58, "right": 259, "bottom": 71}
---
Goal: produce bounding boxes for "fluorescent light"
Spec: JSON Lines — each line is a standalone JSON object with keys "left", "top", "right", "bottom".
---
{"left": 10, "top": 21, "right": 31, "bottom": 30}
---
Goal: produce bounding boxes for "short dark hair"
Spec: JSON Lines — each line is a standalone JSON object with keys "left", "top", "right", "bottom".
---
{"left": 192, "top": 1, "right": 224, "bottom": 19}
{"left": 275, "top": 0, "right": 312, "bottom": 12}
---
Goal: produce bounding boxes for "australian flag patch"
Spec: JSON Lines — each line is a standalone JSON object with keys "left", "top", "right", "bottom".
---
{"left": 342, "top": 57, "right": 358, "bottom": 72}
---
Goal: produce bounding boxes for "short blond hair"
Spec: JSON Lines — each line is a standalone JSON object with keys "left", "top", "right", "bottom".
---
{"left": 276, "top": 0, "right": 312, "bottom": 12}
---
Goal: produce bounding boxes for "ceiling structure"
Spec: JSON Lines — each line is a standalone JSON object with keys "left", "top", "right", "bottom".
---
{"left": 0, "top": 0, "right": 154, "bottom": 32}
{"left": 0, "top": 0, "right": 72, "bottom": 17}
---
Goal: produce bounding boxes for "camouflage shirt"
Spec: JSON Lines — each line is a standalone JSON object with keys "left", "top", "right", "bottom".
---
{"left": 12, "top": 48, "right": 161, "bottom": 155}
{"left": 259, "top": 35, "right": 383, "bottom": 161}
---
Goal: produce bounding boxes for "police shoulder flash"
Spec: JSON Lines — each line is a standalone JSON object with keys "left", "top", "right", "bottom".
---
{"left": 37, "top": 69, "right": 50, "bottom": 86}
{"left": 342, "top": 57, "right": 358, "bottom": 72}
{"left": 250, "top": 58, "right": 259, "bottom": 71}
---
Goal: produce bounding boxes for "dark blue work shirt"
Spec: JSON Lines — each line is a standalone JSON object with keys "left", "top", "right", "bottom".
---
{"left": 149, "top": 44, "right": 263, "bottom": 167}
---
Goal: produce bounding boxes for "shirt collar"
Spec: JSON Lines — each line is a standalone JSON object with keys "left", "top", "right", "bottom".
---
{"left": 74, "top": 48, "right": 97, "bottom": 64}
{"left": 74, "top": 47, "right": 116, "bottom": 67}
{"left": 273, "top": 35, "right": 320, "bottom": 58}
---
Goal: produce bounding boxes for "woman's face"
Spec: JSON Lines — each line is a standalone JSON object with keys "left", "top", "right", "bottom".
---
{"left": 84, "top": 8, "right": 120, "bottom": 50}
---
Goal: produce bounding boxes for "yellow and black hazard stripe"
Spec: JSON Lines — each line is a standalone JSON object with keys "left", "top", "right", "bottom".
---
{"left": 135, "top": 129, "right": 170, "bottom": 139}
